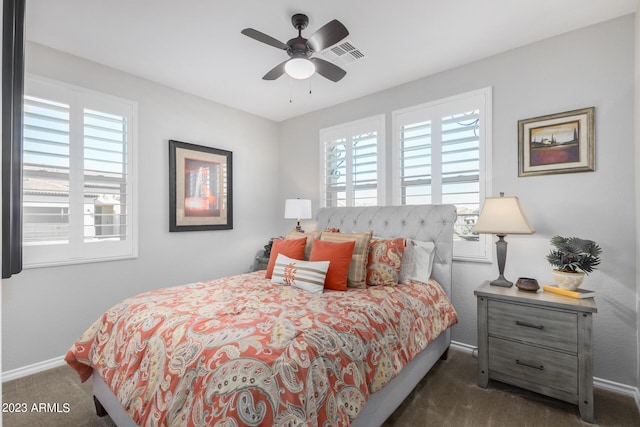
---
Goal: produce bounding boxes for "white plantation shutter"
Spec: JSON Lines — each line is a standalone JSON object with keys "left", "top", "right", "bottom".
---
{"left": 352, "top": 131, "right": 378, "bottom": 206}
{"left": 441, "top": 110, "right": 480, "bottom": 210}
{"left": 23, "top": 76, "right": 137, "bottom": 267}
{"left": 23, "top": 96, "right": 71, "bottom": 244}
{"left": 398, "top": 120, "right": 432, "bottom": 204}
{"left": 393, "top": 88, "right": 492, "bottom": 260}
{"left": 324, "top": 137, "right": 348, "bottom": 207}
{"left": 83, "top": 108, "right": 128, "bottom": 242}
{"left": 320, "top": 115, "right": 385, "bottom": 207}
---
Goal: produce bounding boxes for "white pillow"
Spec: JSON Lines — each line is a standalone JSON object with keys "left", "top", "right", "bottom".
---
{"left": 398, "top": 239, "right": 416, "bottom": 283}
{"left": 270, "top": 253, "right": 330, "bottom": 293}
{"left": 399, "top": 239, "right": 436, "bottom": 284}
{"left": 412, "top": 240, "right": 436, "bottom": 283}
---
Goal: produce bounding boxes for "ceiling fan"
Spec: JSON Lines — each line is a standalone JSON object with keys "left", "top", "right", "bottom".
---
{"left": 241, "top": 13, "right": 349, "bottom": 82}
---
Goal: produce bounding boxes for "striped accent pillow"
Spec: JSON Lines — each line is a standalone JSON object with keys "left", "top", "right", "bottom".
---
{"left": 270, "top": 254, "right": 329, "bottom": 293}
{"left": 320, "top": 230, "right": 373, "bottom": 289}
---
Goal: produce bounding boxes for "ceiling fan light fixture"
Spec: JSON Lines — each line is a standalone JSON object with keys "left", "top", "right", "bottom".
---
{"left": 284, "top": 58, "right": 315, "bottom": 80}
{"left": 242, "top": 14, "right": 348, "bottom": 82}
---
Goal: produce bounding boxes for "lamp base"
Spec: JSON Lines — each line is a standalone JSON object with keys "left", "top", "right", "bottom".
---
{"left": 490, "top": 275, "right": 513, "bottom": 287}
{"left": 490, "top": 234, "right": 512, "bottom": 287}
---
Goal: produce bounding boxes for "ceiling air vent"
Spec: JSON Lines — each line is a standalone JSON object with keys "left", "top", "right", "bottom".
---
{"left": 318, "top": 39, "right": 364, "bottom": 68}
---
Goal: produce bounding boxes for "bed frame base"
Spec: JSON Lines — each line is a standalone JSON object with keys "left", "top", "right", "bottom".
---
{"left": 93, "top": 370, "right": 138, "bottom": 427}
{"left": 350, "top": 329, "right": 450, "bottom": 427}
{"left": 440, "top": 346, "right": 450, "bottom": 361}
{"left": 93, "top": 395, "right": 108, "bottom": 417}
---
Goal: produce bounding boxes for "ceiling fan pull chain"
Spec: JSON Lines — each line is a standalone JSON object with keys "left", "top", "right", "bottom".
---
{"left": 289, "top": 77, "right": 293, "bottom": 103}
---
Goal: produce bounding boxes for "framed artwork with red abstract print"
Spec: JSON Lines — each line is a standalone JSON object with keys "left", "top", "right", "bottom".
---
{"left": 169, "top": 140, "right": 233, "bottom": 231}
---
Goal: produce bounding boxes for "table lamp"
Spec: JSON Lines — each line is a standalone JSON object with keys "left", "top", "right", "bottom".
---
{"left": 284, "top": 198, "right": 312, "bottom": 232}
{"left": 471, "top": 193, "right": 534, "bottom": 287}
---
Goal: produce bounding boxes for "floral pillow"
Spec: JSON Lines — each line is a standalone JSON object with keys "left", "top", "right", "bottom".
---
{"left": 366, "top": 238, "right": 406, "bottom": 286}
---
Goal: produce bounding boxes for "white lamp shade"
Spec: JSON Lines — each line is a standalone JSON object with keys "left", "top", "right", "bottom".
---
{"left": 471, "top": 195, "right": 534, "bottom": 235}
{"left": 284, "top": 199, "right": 312, "bottom": 219}
{"left": 284, "top": 58, "right": 315, "bottom": 80}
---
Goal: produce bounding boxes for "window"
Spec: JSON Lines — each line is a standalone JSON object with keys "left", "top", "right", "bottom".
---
{"left": 393, "top": 88, "right": 492, "bottom": 260}
{"left": 22, "top": 76, "right": 137, "bottom": 267}
{"left": 320, "top": 115, "right": 385, "bottom": 207}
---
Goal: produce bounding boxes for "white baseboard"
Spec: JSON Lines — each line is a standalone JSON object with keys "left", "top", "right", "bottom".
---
{"left": 594, "top": 376, "right": 640, "bottom": 413}
{"left": 451, "top": 340, "right": 476, "bottom": 354}
{"left": 2, "top": 355, "right": 66, "bottom": 383}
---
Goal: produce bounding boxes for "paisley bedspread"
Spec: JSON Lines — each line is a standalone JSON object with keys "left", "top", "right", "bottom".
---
{"left": 65, "top": 271, "right": 457, "bottom": 427}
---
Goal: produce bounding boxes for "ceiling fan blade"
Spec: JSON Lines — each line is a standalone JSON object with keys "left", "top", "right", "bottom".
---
{"left": 310, "top": 58, "right": 346, "bottom": 82}
{"left": 307, "top": 19, "right": 349, "bottom": 52}
{"left": 241, "top": 28, "right": 288, "bottom": 50}
{"left": 262, "top": 60, "right": 288, "bottom": 80}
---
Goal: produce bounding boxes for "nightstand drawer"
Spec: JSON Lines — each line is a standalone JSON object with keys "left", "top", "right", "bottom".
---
{"left": 488, "top": 337, "right": 577, "bottom": 394}
{"left": 488, "top": 300, "right": 577, "bottom": 352}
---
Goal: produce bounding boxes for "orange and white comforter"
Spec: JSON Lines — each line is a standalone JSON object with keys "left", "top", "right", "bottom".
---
{"left": 66, "top": 271, "right": 457, "bottom": 427}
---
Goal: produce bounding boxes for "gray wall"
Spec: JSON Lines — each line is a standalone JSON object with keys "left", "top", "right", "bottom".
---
{"left": 278, "top": 15, "right": 637, "bottom": 386}
{"left": 1, "top": 43, "right": 281, "bottom": 371}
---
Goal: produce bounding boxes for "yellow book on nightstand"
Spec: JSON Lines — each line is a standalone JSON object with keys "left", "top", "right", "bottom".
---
{"left": 543, "top": 285, "right": 595, "bottom": 299}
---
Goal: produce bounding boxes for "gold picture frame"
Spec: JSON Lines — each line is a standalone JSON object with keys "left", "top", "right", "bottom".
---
{"left": 518, "top": 107, "right": 595, "bottom": 177}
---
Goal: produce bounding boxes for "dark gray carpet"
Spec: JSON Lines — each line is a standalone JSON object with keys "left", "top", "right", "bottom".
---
{"left": 3, "top": 349, "right": 639, "bottom": 426}
{"left": 2, "top": 364, "right": 115, "bottom": 427}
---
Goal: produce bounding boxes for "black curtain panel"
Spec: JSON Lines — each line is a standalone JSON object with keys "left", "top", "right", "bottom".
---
{"left": 2, "top": 0, "right": 26, "bottom": 279}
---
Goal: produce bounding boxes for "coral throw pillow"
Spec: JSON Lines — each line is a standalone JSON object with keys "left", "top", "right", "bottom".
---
{"left": 265, "top": 237, "right": 306, "bottom": 279}
{"left": 284, "top": 230, "right": 321, "bottom": 260}
{"left": 366, "top": 238, "right": 406, "bottom": 286}
{"left": 309, "top": 239, "right": 355, "bottom": 291}
{"left": 320, "top": 231, "right": 372, "bottom": 289}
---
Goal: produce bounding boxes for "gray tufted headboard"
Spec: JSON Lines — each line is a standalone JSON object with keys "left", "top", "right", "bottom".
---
{"left": 315, "top": 205, "right": 457, "bottom": 297}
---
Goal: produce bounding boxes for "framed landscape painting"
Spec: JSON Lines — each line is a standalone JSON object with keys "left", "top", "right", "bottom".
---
{"left": 169, "top": 140, "right": 233, "bottom": 231}
{"left": 518, "top": 107, "right": 595, "bottom": 177}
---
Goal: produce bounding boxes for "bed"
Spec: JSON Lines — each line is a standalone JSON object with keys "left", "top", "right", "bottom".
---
{"left": 66, "top": 205, "right": 458, "bottom": 426}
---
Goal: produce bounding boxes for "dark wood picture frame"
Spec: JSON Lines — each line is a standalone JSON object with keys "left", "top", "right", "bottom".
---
{"left": 518, "top": 107, "right": 595, "bottom": 177}
{"left": 169, "top": 140, "right": 233, "bottom": 231}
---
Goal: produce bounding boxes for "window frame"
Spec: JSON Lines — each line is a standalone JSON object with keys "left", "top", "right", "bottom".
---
{"left": 23, "top": 75, "right": 138, "bottom": 268}
{"left": 392, "top": 87, "right": 493, "bottom": 262}
{"left": 319, "top": 114, "right": 386, "bottom": 208}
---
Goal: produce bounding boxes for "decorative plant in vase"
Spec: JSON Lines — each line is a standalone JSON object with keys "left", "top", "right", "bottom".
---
{"left": 546, "top": 235, "right": 602, "bottom": 290}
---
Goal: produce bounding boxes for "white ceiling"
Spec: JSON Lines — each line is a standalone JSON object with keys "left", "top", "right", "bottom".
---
{"left": 26, "top": 0, "right": 637, "bottom": 122}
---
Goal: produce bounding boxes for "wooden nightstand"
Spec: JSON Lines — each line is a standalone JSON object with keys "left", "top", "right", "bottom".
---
{"left": 475, "top": 281, "right": 597, "bottom": 423}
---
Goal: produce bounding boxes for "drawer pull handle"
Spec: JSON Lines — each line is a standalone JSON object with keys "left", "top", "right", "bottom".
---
{"left": 515, "top": 320, "right": 544, "bottom": 330}
{"left": 515, "top": 359, "right": 544, "bottom": 370}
